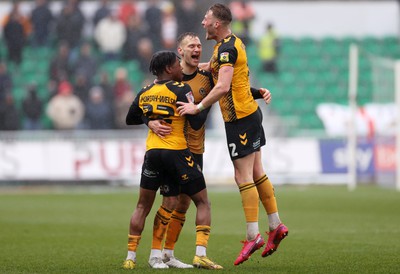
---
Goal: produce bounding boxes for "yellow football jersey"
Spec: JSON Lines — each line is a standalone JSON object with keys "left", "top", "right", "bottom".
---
{"left": 211, "top": 34, "right": 258, "bottom": 122}
{"left": 131, "top": 80, "right": 197, "bottom": 151}
{"left": 183, "top": 69, "right": 214, "bottom": 154}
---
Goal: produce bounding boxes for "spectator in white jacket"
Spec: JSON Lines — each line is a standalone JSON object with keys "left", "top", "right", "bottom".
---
{"left": 46, "top": 81, "right": 85, "bottom": 130}
{"left": 94, "top": 12, "right": 126, "bottom": 61}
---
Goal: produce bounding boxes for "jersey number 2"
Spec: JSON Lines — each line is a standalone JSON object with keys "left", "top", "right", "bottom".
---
{"left": 229, "top": 143, "right": 238, "bottom": 157}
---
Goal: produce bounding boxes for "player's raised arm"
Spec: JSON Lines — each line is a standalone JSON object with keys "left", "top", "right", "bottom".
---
{"left": 177, "top": 65, "right": 233, "bottom": 116}
{"left": 176, "top": 83, "right": 210, "bottom": 130}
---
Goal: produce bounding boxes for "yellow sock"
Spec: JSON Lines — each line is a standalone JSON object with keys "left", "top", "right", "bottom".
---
{"left": 254, "top": 174, "right": 278, "bottom": 214}
{"left": 128, "top": 234, "right": 141, "bottom": 252}
{"left": 151, "top": 206, "right": 172, "bottom": 250}
{"left": 239, "top": 182, "right": 259, "bottom": 222}
{"left": 164, "top": 210, "right": 186, "bottom": 250}
{"left": 196, "top": 225, "right": 211, "bottom": 247}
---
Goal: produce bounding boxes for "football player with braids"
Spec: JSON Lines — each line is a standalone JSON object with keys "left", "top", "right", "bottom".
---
{"left": 122, "top": 51, "right": 222, "bottom": 270}
{"left": 177, "top": 3, "right": 289, "bottom": 266}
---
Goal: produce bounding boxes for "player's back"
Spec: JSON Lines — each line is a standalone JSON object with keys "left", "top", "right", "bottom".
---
{"left": 137, "top": 80, "right": 191, "bottom": 151}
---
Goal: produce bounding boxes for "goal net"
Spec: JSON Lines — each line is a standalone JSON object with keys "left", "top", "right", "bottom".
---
{"left": 348, "top": 44, "right": 400, "bottom": 191}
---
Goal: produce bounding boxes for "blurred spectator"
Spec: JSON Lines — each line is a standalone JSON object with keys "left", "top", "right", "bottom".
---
{"left": 47, "top": 79, "right": 59, "bottom": 99}
{"left": 30, "top": 0, "right": 54, "bottom": 47}
{"left": 0, "top": 93, "right": 20, "bottom": 131}
{"left": 175, "top": 0, "right": 201, "bottom": 35}
{"left": 49, "top": 41, "right": 72, "bottom": 83}
{"left": 55, "top": 0, "right": 85, "bottom": 50}
{"left": 161, "top": 2, "right": 177, "bottom": 50}
{"left": 84, "top": 86, "right": 114, "bottom": 129}
{"left": 117, "top": 0, "right": 138, "bottom": 26}
{"left": 97, "top": 71, "right": 114, "bottom": 103}
{"left": 3, "top": 10, "right": 26, "bottom": 66}
{"left": 144, "top": 0, "right": 162, "bottom": 51}
{"left": 229, "top": 0, "right": 255, "bottom": 45}
{"left": 258, "top": 23, "right": 280, "bottom": 73}
{"left": 122, "top": 14, "right": 147, "bottom": 61}
{"left": 72, "top": 42, "right": 98, "bottom": 85}
{"left": 92, "top": 0, "right": 112, "bottom": 27}
{"left": 0, "top": 62, "right": 13, "bottom": 103}
{"left": 136, "top": 37, "right": 154, "bottom": 83}
{"left": 94, "top": 12, "right": 126, "bottom": 61}
{"left": 2, "top": 1, "right": 32, "bottom": 38}
{"left": 113, "top": 67, "right": 132, "bottom": 100}
{"left": 46, "top": 81, "right": 85, "bottom": 130}
{"left": 21, "top": 85, "right": 43, "bottom": 130}
{"left": 73, "top": 73, "right": 91, "bottom": 104}
{"left": 114, "top": 91, "right": 135, "bottom": 129}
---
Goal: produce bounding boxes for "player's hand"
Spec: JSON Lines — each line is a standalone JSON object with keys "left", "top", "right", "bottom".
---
{"left": 148, "top": 120, "right": 172, "bottom": 138}
{"left": 177, "top": 101, "right": 199, "bottom": 116}
{"left": 198, "top": 62, "right": 211, "bottom": 71}
{"left": 260, "top": 88, "right": 272, "bottom": 105}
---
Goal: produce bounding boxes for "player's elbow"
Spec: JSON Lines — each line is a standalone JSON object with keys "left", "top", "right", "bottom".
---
{"left": 126, "top": 114, "right": 142, "bottom": 125}
{"left": 217, "top": 84, "right": 230, "bottom": 95}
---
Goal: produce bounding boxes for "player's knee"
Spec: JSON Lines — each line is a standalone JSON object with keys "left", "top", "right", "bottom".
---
{"left": 135, "top": 203, "right": 152, "bottom": 216}
{"left": 162, "top": 196, "right": 179, "bottom": 210}
{"left": 176, "top": 195, "right": 191, "bottom": 211}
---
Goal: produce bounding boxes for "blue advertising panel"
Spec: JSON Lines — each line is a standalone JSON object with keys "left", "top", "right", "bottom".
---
{"left": 319, "top": 139, "right": 374, "bottom": 175}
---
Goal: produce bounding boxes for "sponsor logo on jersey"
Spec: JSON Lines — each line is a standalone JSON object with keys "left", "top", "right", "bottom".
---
{"left": 220, "top": 52, "right": 229, "bottom": 63}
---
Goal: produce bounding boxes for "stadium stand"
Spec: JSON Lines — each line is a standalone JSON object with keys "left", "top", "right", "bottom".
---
{"left": 1, "top": 35, "right": 399, "bottom": 133}
{"left": 249, "top": 35, "right": 400, "bottom": 133}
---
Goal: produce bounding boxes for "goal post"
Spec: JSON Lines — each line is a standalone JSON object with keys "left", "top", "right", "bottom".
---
{"left": 347, "top": 44, "right": 358, "bottom": 191}
{"left": 348, "top": 43, "right": 400, "bottom": 191}
{"left": 395, "top": 61, "right": 400, "bottom": 191}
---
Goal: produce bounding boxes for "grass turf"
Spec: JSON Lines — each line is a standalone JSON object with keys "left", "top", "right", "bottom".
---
{"left": 0, "top": 185, "right": 399, "bottom": 273}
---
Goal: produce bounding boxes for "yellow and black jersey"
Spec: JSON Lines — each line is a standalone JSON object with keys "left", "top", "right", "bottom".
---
{"left": 183, "top": 68, "right": 214, "bottom": 154}
{"left": 126, "top": 80, "right": 205, "bottom": 151}
{"left": 211, "top": 33, "right": 258, "bottom": 122}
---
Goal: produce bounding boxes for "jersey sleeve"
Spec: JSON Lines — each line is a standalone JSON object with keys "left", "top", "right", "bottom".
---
{"left": 250, "top": 87, "right": 263, "bottom": 99}
{"left": 126, "top": 89, "right": 144, "bottom": 125}
{"left": 218, "top": 43, "right": 238, "bottom": 67}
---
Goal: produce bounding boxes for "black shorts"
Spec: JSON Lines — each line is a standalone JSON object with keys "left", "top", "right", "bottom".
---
{"left": 140, "top": 148, "right": 206, "bottom": 197}
{"left": 224, "top": 107, "right": 266, "bottom": 161}
{"left": 192, "top": 153, "right": 203, "bottom": 171}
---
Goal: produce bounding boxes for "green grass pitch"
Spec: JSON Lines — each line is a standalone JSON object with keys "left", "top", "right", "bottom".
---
{"left": 0, "top": 185, "right": 399, "bottom": 273}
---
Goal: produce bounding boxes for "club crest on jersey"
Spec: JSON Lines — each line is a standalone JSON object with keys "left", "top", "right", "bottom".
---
{"left": 185, "top": 91, "right": 195, "bottom": 103}
{"left": 199, "top": 88, "right": 207, "bottom": 97}
{"left": 220, "top": 52, "right": 229, "bottom": 63}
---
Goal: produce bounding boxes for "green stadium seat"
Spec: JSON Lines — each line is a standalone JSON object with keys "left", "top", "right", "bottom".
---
{"left": 302, "top": 113, "right": 324, "bottom": 129}
{"left": 297, "top": 37, "right": 321, "bottom": 57}
{"left": 279, "top": 71, "right": 296, "bottom": 85}
{"left": 21, "top": 59, "right": 37, "bottom": 74}
{"left": 340, "top": 37, "right": 359, "bottom": 48}
{"left": 321, "top": 37, "right": 347, "bottom": 57}
{"left": 360, "top": 36, "right": 385, "bottom": 55}
{"left": 279, "top": 38, "right": 299, "bottom": 58}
